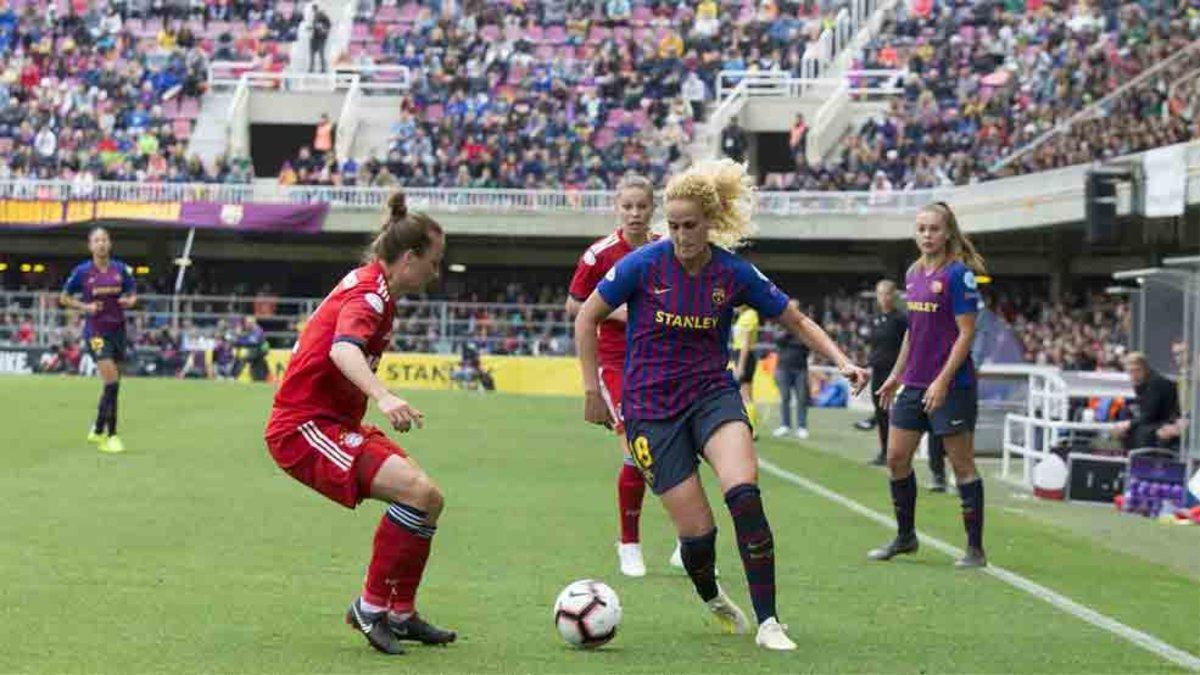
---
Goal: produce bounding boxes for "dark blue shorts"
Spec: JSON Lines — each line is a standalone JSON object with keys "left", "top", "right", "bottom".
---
{"left": 890, "top": 384, "right": 977, "bottom": 437}
{"left": 624, "top": 388, "right": 749, "bottom": 495}
{"left": 86, "top": 331, "right": 127, "bottom": 363}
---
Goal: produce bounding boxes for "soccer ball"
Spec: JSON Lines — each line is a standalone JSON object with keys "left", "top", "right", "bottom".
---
{"left": 553, "top": 579, "right": 622, "bottom": 648}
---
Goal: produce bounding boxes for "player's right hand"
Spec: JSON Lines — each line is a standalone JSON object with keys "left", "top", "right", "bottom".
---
{"left": 875, "top": 376, "right": 900, "bottom": 410}
{"left": 584, "top": 390, "right": 614, "bottom": 429}
{"left": 378, "top": 393, "right": 424, "bottom": 433}
{"left": 83, "top": 302, "right": 101, "bottom": 315}
{"left": 840, "top": 363, "right": 871, "bottom": 396}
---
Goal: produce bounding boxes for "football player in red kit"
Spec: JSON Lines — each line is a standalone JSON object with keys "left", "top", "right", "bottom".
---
{"left": 264, "top": 192, "right": 454, "bottom": 655}
{"left": 566, "top": 174, "right": 662, "bottom": 577}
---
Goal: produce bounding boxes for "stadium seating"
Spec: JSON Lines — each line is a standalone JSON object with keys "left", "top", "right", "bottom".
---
{"left": 331, "top": 0, "right": 847, "bottom": 188}
{"left": 0, "top": 0, "right": 294, "bottom": 184}
{"left": 761, "top": 0, "right": 1200, "bottom": 190}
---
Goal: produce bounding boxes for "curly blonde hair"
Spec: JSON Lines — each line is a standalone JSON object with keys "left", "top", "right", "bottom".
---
{"left": 663, "top": 158, "right": 757, "bottom": 250}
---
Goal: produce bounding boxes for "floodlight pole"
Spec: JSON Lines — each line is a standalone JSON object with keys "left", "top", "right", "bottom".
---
{"left": 171, "top": 227, "right": 196, "bottom": 335}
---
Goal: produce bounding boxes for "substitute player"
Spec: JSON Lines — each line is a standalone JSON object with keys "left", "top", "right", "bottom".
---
{"left": 566, "top": 174, "right": 662, "bottom": 578}
{"left": 264, "top": 193, "right": 456, "bottom": 655}
{"left": 731, "top": 305, "right": 761, "bottom": 436}
{"left": 61, "top": 227, "right": 137, "bottom": 454}
{"left": 870, "top": 201, "right": 988, "bottom": 568}
{"left": 574, "top": 159, "right": 869, "bottom": 651}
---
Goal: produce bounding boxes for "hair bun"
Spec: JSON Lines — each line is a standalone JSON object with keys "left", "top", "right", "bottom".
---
{"left": 387, "top": 191, "right": 407, "bottom": 220}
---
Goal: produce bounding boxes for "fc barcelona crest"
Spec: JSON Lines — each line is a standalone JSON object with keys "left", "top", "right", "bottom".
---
{"left": 930, "top": 280, "right": 943, "bottom": 294}
{"left": 712, "top": 286, "right": 726, "bottom": 306}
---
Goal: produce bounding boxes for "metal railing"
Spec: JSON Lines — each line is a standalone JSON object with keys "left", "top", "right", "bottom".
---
{"left": 0, "top": 139, "right": 1194, "bottom": 219}
{"left": 336, "top": 76, "right": 363, "bottom": 162}
{"left": 227, "top": 75, "right": 251, "bottom": 159}
{"left": 209, "top": 66, "right": 412, "bottom": 93}
{"left": 716, "top": 70, "right": 903, "bottom": 102}
{"left": 808, "top": 80, "right": 851, "bottom": 165}
{"left": 0, "top": 291, "right": 575, "bottom": 356}
{"left": 0, "top": 174, "right": 1132, "bottom": 215}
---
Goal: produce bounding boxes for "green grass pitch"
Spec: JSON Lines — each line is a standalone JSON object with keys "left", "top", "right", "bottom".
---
{"left": 1, "top": 377, "right": 1197, "bottom": 673}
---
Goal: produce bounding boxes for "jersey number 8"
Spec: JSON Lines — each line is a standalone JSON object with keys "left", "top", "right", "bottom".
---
{"left": 631, "top": 436, "right": 653, "bottom": 470}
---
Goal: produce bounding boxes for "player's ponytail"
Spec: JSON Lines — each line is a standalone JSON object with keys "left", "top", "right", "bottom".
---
{"left": 922, "top": 201, "right": 986, "bottom": 275}
{"left": 368, "top": 190, "right": 444, "bottom": 264}
{"left": 664, "top": 158, "right": 756, "bottom": 249}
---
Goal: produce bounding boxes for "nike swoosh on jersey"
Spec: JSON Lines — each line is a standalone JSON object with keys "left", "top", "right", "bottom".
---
{"left": 652, "top": 287, "right": 671, "bottom": 295}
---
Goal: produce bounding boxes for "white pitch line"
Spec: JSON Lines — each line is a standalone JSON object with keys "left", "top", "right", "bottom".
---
{"left": 758, "top": 457, "right": 1200, "bottom": 673}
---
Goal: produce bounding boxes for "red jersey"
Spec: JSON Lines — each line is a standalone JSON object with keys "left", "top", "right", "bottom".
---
{"left": 266, "top": 261, "right": 396, "bottom": 438}
{"left": 568, "top": 229, "right": 653, "bottom": 370}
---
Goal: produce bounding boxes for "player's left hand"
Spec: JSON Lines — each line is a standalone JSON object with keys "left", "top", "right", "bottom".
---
{"left": 923, "top": 379, "right": 949, "bottom": 413}
{"left": 118, "top": 296, "right": 136, "bottom": 309}
{"left": 839, "top": 363, "right": 871, "bottom": 396}
{"left": 378, "top": 393, "right": 424, "bottom": 433}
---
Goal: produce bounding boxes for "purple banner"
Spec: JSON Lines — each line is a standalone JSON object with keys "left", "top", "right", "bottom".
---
{"left": 176, "top": 201, "right": 329, "bottom": 233}
{"left": 0, "top": 199, "right": 329, "bottom": 233}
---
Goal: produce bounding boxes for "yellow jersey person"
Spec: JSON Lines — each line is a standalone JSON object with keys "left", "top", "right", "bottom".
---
{"left": 731, "top": 306, "right": 761, "bottom": 437}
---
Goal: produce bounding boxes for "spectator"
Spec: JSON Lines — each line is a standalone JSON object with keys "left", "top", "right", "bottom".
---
{"left": 313, "top": 113, "right": 334, "bottom": 160}
{"left": 252, "top": 285, "right": 278, "bottom": 318}
{"left": 721, "top": 120, "right": 747, "bottom": 163}
{"left": 1114, "top": 352, "right": 1181, "bottom": 451}
{"left": 693, "top": 0, "right": 719, "bottom": 39}
{"left": 772, "top": 299, "right": 811, "bottom": 440}
{"left": 605, "top": 0, "right": 631, "bottom": 25}
{"left": 788, "top": 113, "right": 807, "bottom": 156}
{"left": 682, "top": 71, "right": 707, "bottom": 121}
{"left": 309, "top": 3, "right": 331, "bottom": 73}
{"left": 33, "top": 125, "right": 56, "bottom": 162}
{"left": 16, "top": 316, "right": 35, "bottom": 345}
{"left": 232, "top": 316, "right": 270, "bottom": 381}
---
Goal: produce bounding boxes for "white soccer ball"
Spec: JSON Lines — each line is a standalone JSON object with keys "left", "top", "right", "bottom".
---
{"left": 553, "top": 579, "right": 622, "bottom": 648}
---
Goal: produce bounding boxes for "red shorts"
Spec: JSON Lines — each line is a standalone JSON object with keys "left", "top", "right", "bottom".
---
{"left": 598, "top": 364, "right": 625, "bottom": 433}
{"left": 265, "top": 419, "right": 408, "bottom": 508}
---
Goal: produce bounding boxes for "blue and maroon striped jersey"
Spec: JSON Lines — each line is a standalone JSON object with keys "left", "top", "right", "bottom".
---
{"left": 597, "top": 240, "right": 789, "bottom": 420}
{"left": 902, "top": 260, "right": 980, "bottom": 389}
{"left": 63, "top": 259, "right": 135, "bottom": 337}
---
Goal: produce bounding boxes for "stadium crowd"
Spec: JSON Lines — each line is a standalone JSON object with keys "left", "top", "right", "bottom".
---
{"left": 759, "top": 0, "right": 1200, "bottom": 191}
{"left": 0, "top": 0, "right": 300, "bottom": 185}
{"left": 0, "top": 0, "right": 1192, "bottom": 191}
{"left": 312, "top": 0, "right": 860, "bottom": 188}
{"left": 1, "top": 272, "right": 1133, "bottom": 375}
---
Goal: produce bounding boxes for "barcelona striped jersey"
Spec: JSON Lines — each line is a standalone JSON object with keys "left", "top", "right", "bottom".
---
{"left": 902, "top": 260, "right": 980, "bottom": 389}
{"left": 63, "top": 259, "right": 135, "bottom": 337}
{"left": 597, "top": 239, "right": 788, "bottom": 420}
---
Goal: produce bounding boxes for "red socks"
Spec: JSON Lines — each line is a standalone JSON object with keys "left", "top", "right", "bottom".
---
{"left": 618, "top": 462, "right": 646, "bottom": 544}
{"left": 362, "top": 503, "right": 435, "bottom": 614}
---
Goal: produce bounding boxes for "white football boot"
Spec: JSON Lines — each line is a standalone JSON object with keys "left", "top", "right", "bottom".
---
{"left": 755, "top": 617, "right": 797, "bottom": 651}
{"left": 616, "top": 542, "right": 647, "bottom": 577}
{"left": 705, "top": 586, "right": 750, "bottom": 634}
